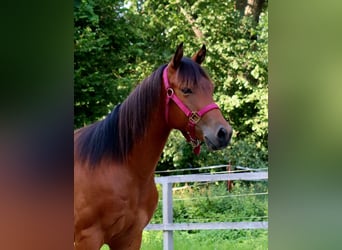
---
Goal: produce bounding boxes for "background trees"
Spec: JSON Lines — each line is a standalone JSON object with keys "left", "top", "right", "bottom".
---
{"left": 74, "top": 0, "right": 268, "bottom": 171}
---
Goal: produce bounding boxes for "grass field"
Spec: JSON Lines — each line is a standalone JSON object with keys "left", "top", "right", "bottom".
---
{"left": 101, "top": 229, "right": 268, "bottom": 250}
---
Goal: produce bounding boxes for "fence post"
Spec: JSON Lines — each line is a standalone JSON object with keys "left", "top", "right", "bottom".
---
{"left": 227, "top": 163, "right": 233, "bottom": 192}
{"left": 162, "top": 182, "right": 173, "bottom": 250}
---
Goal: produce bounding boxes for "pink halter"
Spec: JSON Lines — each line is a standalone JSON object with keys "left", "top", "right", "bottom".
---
{"left": 163, "top": 66, "right": 219, "bottom": 155}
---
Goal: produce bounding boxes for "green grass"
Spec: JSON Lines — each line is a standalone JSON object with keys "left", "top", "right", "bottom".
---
{"left": 101, "top": 229, "right": 268, "bottom": 249}
{"left": 141, "top": 230, "right": 267, "bottom": 250}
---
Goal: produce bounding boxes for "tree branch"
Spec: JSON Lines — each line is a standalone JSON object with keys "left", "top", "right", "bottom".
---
{"left": 179, "top": 6, "right": 203, "bottom": 39}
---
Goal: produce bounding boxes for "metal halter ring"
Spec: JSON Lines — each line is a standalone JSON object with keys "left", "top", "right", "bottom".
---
{"left": 166, "top": 88, "right": 174, "bottom": 97}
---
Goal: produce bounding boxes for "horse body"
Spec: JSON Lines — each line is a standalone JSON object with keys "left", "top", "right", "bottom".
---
{"left": 74, "top": 94, "right": 170, "bottom": 249}
{"left": 74, "top": 43, "right": 232, "bottom": 249}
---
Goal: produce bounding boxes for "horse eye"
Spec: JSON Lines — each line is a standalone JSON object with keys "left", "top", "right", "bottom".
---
{"left": 181, "top": 88, "right": 193, "bottom": 95}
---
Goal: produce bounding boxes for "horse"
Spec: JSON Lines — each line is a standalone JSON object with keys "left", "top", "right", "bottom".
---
{"left": 74, "top": 43, "right": 233, "bottom": 250}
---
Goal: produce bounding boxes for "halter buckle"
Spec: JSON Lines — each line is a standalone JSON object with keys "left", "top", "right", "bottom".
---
{"left": 189, "top": 112, "right": 201, "bottom": 124}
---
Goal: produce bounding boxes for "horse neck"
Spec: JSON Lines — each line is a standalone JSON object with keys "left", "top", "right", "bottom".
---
{"left": 127, "top": 90, "right": 170, "bottom": 180}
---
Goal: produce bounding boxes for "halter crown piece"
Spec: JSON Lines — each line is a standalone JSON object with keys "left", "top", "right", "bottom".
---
{"left": 163, "top": 66, "right": 219, "bottom": 155}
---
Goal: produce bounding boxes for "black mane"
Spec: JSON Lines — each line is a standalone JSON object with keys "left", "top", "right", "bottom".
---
{"left": 76, "top": 104, "right": 121, "bottom": 167}
{"left": 75, "top": 64, "right": 166, "bottom": 167}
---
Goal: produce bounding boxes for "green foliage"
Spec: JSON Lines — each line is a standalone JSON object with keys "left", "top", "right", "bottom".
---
{"left": 143, "top": 182, "right": 268, "bottom": 249}
{"left": 74, "top": 0, "right": 172, "bottom": 128}
{"left": 228, "top": 138, "right": 268, "bottom": 168}
{"left": 74, "top": 0, "right": 268, "bottom": 169}
{"left": 150, "top": 182, "right": 268, "bottom": 225}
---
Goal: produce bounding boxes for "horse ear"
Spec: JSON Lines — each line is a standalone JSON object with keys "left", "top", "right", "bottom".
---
{"left": 192, "top": 44, "right": 206, "bottom": 64}
{"left": 170, "top": 42, "right": 183, "bottom": 69}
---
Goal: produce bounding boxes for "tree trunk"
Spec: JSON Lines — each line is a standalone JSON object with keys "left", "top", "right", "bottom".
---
{"left": 235, "top": 0, "right": 266, "bottom": 23}
{"left": 179, "top": 6, "right": 203, "bottom": 39}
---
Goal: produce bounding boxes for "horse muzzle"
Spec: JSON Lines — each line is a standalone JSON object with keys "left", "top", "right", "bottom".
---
{"left": 203, "top": 125, "right": 233, "bottom": 151}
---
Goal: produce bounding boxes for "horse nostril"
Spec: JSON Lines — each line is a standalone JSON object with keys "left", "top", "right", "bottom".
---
{"left": 217, "top": 127, "right": 228, "bottom": 140}
{"left": 217, "top": 127, "right": 233, "bottom": 145}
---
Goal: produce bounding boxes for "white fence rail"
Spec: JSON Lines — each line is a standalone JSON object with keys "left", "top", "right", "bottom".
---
{"left": 144, "top": 171, "right": 268, "bottom": 250}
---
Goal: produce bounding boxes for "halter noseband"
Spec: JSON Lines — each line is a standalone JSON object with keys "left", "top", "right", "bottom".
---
{"left": 163, "top": 66, "right": 219, "bottom": 155}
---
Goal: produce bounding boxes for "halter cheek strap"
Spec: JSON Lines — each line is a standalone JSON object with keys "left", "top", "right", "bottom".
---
{"left": 163, "top": 66, "right": 219, "bottom": 155}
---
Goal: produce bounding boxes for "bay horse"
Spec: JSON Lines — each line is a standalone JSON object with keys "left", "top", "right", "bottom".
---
{"left": 74, "top": 43, "right": 233, "bottom": 250}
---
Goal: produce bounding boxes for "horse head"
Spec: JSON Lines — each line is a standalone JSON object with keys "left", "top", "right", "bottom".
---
{"left": 164, "top": 43, "right": 233, "bottom": 153}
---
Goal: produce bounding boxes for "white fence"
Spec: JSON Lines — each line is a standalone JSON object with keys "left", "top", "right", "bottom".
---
{"left": 144, "top": 171, "right": 268, "bottom": 250}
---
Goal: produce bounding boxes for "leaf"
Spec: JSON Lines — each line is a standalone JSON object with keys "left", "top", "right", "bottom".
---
{"left": 251, "top": 65, "right": 260, "bottom": 79}
{"left": 231, "top": 60, "right": 239, "bottom": 70}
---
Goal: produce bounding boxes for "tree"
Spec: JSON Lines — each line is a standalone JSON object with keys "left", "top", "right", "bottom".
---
{"left": 74, "top": 0, "right": 268, "bottom": 170}
{"left": 235, "top": 0, "right": 267, "bottom": 23}
{"left": 74, "top": 0, "right": 171, "bottom": 128}
{"left": 136, "top": 0, "right": 268, "bottom": 169}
